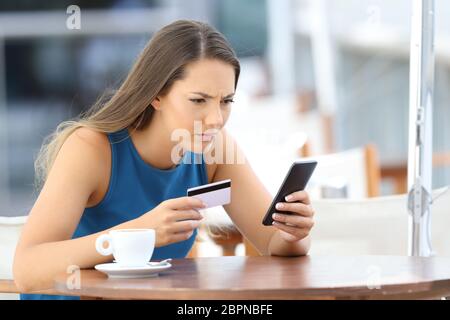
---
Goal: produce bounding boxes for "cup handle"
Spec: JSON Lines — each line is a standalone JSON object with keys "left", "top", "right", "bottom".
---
{"left": 95, "top": 233, "right": 113, "bottom": 256}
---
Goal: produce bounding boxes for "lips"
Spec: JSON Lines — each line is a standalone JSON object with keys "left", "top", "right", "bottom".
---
{"left": 200, "top": 134, "right": 214, "bottom": 142}
{"left": 196, "top": 134, "right": 216, "bottom": 142}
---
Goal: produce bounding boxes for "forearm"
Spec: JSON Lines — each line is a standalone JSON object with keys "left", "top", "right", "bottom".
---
{"left": 14, "top": 218, "right": 141, "bottom": 293}
{"left": 267, "top": 231, "right": 311, "bottom": 257}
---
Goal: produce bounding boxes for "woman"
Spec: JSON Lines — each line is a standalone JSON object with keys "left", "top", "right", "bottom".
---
{"left": 13, "top": 20, "right": 315, "bottom": 300}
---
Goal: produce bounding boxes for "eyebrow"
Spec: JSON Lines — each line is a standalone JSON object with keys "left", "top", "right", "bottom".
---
{"left": 190, "top": 92, "right": 235, "bottom": 99}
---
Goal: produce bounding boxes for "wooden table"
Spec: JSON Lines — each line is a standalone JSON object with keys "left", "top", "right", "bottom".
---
{"left": 54, "top": 255, "right": 450, "bottom": 300}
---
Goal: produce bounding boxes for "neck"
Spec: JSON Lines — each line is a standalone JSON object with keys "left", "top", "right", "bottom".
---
{"left": 128, "top": 113, "right": 183, "bottom": 170}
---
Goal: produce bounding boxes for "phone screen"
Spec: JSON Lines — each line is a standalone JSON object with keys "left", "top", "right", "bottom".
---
{"left": 262, "top": 160, "right": 317, "bottom": 226}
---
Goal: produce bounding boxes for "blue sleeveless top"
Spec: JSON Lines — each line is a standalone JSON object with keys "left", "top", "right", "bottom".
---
{"left": 21, "top": 128, "right": 208, "bottom": 300}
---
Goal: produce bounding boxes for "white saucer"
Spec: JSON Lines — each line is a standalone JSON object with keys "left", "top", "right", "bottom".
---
{"left": 95, "top": 261, "right": 172, "bottom": 279}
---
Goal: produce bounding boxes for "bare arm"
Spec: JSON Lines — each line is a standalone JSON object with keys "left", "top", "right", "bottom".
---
{"left": 211, "top": 129, "right": 312, "bottom": 256}
{"left": 13, "top": 129, "right": 142, "bottom": 292}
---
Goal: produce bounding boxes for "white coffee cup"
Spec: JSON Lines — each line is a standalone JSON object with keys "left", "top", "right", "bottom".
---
{"left": 95, "top": 229, "right": 155, "bottom": 267}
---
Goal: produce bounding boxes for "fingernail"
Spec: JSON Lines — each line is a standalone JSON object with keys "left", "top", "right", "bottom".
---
{"left": 201, "top": 202, "right": 207, "bottom": 208}
{"left": 272, "top": 213, "right": 279, "bottom": 220}
{"left": 285, "top": 195, "right": 293, "bottom": 201}
{"left": 276, "top": 203, "right": 284, "bottom": 210}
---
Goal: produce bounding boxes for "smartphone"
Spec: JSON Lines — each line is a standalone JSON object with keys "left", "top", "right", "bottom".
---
{"left": 262, "top": 160, "right": 317, "bottom": 226}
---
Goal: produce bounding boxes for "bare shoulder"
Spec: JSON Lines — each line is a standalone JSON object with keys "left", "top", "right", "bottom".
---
{"left": 67, "top": 127, "right": 110, "bottom": 152}
{"left": 59, "top": 127, "right": 110, "bottom": 172}
{"left": 61, "top": 127, "right": 111, "bottom": 167}
{"left": 55, "top": 127, "right": 111, "bottom": 206}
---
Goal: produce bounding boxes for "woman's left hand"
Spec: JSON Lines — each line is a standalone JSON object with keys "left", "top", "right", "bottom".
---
{"left": 271, "top": 190, "right": 315, "bottom": 243}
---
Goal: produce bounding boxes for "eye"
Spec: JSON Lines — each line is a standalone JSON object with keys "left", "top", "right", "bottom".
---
{"left": 221, "top": 99, "right": 235, "bottom": 105}
{"left": 190, "top": 98, "right": 206, "bottom": 104}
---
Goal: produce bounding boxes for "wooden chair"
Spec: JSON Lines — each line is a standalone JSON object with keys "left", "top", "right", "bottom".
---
{"left": 244, "top": 144, "right": 381, "bottom": 255}
{"left": 304, "top": 144, "right": 381, "bottom": 198}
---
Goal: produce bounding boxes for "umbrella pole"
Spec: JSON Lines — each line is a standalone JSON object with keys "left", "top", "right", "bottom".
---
{"left": 407, "top": 0, "right": 435, "bottom": 257}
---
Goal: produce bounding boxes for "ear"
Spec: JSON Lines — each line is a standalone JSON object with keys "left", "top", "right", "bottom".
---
{"left": 151, "top": 96, "right": 161, "bottom": 110}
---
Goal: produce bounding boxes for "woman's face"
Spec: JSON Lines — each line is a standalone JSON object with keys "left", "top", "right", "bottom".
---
{"left": 153, "top": 58, "right": 236, "bottom": 153}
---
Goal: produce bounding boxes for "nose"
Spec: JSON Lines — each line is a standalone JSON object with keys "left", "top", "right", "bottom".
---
{"left": 204, "top": 103, "right": 224, "bottom": 128}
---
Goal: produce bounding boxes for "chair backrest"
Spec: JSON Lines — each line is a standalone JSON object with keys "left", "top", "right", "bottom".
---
{"left": 0, "top": 215, "right": 27, "bottom": 299}
{"left": 241, "top": 145, "right": 381, "bottom": 256}
{"left": 304, "top": 144, "right": 381, "bottom": 199}
{"left": 309, "top": 187, "right": 450, "bottom": 256}
{"left": 0, "top": 216, "right": 27, "bottom": 279}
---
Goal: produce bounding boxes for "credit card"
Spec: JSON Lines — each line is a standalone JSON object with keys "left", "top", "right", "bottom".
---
{"left": 187, "top": 179, "right": 231, "bottom": 208}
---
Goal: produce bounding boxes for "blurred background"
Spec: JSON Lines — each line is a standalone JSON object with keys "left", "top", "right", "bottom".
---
{"left": 3, "top": 1, "right": 450, "bottom": 300}
{"left": 0, "top": 1, "right": 449, "bottom": 227}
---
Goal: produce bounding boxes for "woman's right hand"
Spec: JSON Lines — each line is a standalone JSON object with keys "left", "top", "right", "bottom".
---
{"left": 135, "top": 196, "right": 207, "bottom": 247}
